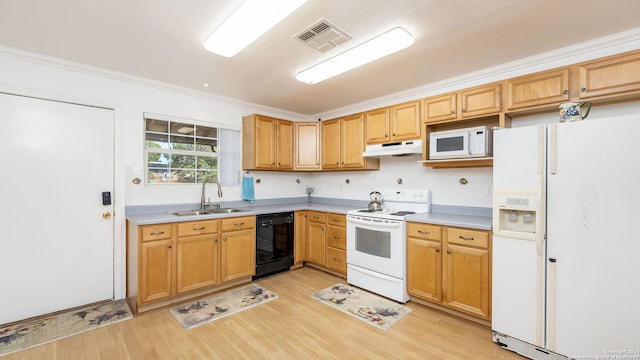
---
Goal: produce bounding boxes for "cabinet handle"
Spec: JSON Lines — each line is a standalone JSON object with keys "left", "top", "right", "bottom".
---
{"left": 450, "top": 110, "right": 455, "bottom": 115}
{"left": 417, "top": 230, "right": 431, "bottom": 235}
{"left": 436, "top": 248, "right": 440, "bottom": 253}
{"left": 332, "top": 219, "right": 340, "bottom": 222}
{"left": 332, "top": 257, "right": 340, "bottom": 262}
{"left": 223, "top": 237, "right": 227, "bottom": 241}
{"left": 459, "top": 235, "right": 474, "bottom": 241}
{"left": 385, "top": 133, "right": 388, "bottom": 137}
{"left": 168, "top": 244, "right": 172, "bottom": 249}
{"left": 581, "top": 87, "right": 586, "bottom": 92}
{"left": 447, "top": 250, "right": 451, "bottom": 254}
{"left": 461, "top": 108, "right": 466, "bottom": 112}
{"left": 234, "top": 222, "right": 245, "bottom": 227}
{"left": 192, "top": 226, "right": 205, "bottom": 231}
{"left": 392, "top": 133, "right": 396, "bottom": 136}
{"left": 150, "top": 231, "right": 165, "bottom": 235}
{"left": 562, "top": 89, "right": 568, "bottom": 95}
{"left": 333, "top": 235, "right": 340, "bottom": 240}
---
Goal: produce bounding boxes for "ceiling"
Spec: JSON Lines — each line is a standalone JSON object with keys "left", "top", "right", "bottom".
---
{"left": 1, "top": 0, "right": 639, "bottom": 116}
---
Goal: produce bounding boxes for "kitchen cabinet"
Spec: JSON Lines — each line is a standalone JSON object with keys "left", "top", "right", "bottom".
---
{"left": 306, "top": 211, "right": 326, "bottom": 266}
{"left": 294, "top": 122, "right": 321, "bottom": 170}
{"left": 321, "top": 113, "right": 379, "bottom": 170}
{"left": 127, "top": 215, "right": 256, "bottom": 313}
{"left": 293, "top": 210, "right": 307, "bottom": 265}
{"left": 424, "top": 83, "right": 502, "bottom": 124}
{"left": 139, "top": 233, "right": 173, "bottom": 305}
{"left": 407, "top": 222, "right": 491, "bottom": 320}
{"left": 407, "top": 223, "right": 442, "bottom": 303}
{"left": 365, "top": 101, "right": 421, "bottom": 144}
{"left": 325, "top": 213, "right": 347, "bottom": 274}
{"left": 175, "top": 220, "right": 219, "bottom": 294}
{"left": 505, "top": 68, "right": 570, "bottom": 111}
{"left": 221, "top": 216, "right": 256, "bottom": 282}
{"left": 242, "top": 114, "right": 293, "bottom": 170}
{"left": 578, "top": 49, "right": 640, "bottom": 99}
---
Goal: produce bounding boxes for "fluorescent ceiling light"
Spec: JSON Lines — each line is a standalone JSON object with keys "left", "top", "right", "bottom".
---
{"left": 296, "top": 27, "right": 414, "bottom": 84}
{"left": 204, "top": 0, "right": 308, "bottom": 57}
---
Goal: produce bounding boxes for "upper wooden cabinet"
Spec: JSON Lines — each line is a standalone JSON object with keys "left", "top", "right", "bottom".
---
{"left": 365, "top": 101, "right": 421, "bottom": 144}
{"left": 578, "top": 50, "right": 640, "bottom": 99}
{"left": 424, "top": 83, "right": 502, "bottom": 124}
{"left": 322, "top": 113, "right": 379, "bottom": 170}
{"left": 505, "top": 68, "right": 570, "bottom": 111}
{"left": 295, "top": 122, "right": 321, "bottom": 170}
{"left": 242, "top": 114, "right": 293, "bottom": 170}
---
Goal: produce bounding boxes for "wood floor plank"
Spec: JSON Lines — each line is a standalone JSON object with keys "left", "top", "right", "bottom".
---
{"left": 3, "top": 267, "right": 524, "bottom": 359}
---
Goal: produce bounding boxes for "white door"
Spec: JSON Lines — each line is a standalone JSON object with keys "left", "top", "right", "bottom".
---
{"left": 0, "top": 93, "right": 114, "bottom": 325}
{"left": 546, "top": 117, "right": 640, "bottom": 356}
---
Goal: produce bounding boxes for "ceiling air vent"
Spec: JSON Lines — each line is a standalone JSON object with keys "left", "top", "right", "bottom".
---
{"left": 294, "top": 18, "right": 352, "bottom": 53}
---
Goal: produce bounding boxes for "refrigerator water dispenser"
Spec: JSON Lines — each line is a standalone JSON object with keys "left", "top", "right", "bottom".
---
{"left": 493, "top": 190, "right": 540, "bottom": 241}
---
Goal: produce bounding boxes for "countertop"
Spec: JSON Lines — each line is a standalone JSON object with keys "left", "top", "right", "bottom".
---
{"left": 125, "top": 197, "right": 492, "bottom": 230}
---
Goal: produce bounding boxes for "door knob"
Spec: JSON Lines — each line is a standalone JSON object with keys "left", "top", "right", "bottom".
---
{"left": 102, "top": 212, "right": 112, "bottom": 219}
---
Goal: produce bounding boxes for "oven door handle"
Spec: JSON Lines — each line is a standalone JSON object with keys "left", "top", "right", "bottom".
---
{"left": 347, "top": 216, "right": 402, "bottom": 228}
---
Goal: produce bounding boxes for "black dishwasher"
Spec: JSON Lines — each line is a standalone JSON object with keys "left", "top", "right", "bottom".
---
{"left": 254, "top": 212, "right": 294, "bottom": 279}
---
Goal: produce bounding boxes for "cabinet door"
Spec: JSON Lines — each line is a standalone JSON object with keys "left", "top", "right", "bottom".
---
{"left": 407, "top": 237, "right": 442, "bottom": 303}
{"left": 459, "top": 83, "right": 501, "bottom": 119}
{"left": 579, "top": 50, "right": 640, "bottom": 99}
{"left": 424, "top": 93, "right": 457, "bottom": 123}
{"left": 326, "top": 247, "right": 346, "bottom": 274}
{"left": 390, "top": 101, "right": 420, "bottom": 141}
{"left": 443, "top": 243, "right": 490, "bottom": 319}
{"left": 365, "top": 108, "right": 390, "bottom": 144}
{"left": 139, "top": 239, "right": 173, "bottom": 304}
{"left": 340, "top": 113, "right": 366, "bottom": 169}
{"left": 254, "top": 115, "right": 276, "bottom": 169}
{"left": 295, "top": 123, "right": 320, "bottom": 170}
{"left": 505, "top": 68, "right": 570, "bottom": 110}
{"left": 321, "top": 119, "right": 341, "bottom": 169}
{"left": 175, "top": 234, "right": 218, "bottom": 294}
{"left": 221, "top": 229, "right": 255, "bottom": 282}
{"left": 294, "top": 211, "right": 306, "bottom": 264}
{"left": 276, "top": 120, "right": 294, "bottom": 169}
{"left": 306, "top": 220, "right": 326, "bottom": 266}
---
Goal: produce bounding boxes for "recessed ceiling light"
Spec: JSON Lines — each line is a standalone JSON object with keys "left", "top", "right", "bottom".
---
{"left": 296, "top": 27, "right": 414, "bottom": 84}
{"left": 203, "top": 0, "right": 308, "bottom": 57}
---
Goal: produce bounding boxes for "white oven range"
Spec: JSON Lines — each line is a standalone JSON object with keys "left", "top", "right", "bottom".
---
{"left": 346, "top": 189, "right": 430, "bottom": 303}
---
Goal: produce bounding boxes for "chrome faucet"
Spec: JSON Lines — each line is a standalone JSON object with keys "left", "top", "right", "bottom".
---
{"left": 201, "top": 176, "right": 223, "bottom": 210}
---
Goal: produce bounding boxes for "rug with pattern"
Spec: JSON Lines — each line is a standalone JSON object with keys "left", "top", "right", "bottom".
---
{"left": 169, "top": 284, "right": 278, "bottom": 330}
{"left": 311, "top": 283, "right": 412, "bottom": 330}
{"left": 0, "top": 300, "right": 132, "bottom": 357}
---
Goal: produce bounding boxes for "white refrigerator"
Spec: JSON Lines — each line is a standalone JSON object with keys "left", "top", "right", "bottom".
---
{"left": 491, "top": 116, "right": 640, "bottom": 360}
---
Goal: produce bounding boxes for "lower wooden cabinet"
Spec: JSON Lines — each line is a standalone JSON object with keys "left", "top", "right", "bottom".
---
{"left": 325, "top": 213, "right": 347, "bottom": 274}
{"left": 306, "top": 211, "right": 326, "bottom": 266}
{"left": 407, "top": 222, "right": 491, "bottom": 320}
{"left": 302, "top": 211, "right": 347, "bottom": 275}
{"left": 127, "top": 215, "right": 255, "bottom": 313}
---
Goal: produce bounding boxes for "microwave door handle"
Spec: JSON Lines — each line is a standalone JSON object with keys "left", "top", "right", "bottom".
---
{"left": 347, "top": 217, "right": 402, "bottom": 228}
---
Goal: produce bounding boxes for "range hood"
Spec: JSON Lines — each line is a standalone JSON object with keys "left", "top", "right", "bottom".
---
{"left": 362, "top": 139, "right": 423, "bottom": 157}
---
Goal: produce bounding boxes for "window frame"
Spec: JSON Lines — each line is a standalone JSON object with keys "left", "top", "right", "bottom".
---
{"left": 143, "top": 112, "right": 241, "bottom": 186}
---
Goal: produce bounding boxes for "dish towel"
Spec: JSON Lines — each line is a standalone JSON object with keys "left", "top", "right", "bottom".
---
{"left": 242, "top": 176, "right": 255, "bottom": 202}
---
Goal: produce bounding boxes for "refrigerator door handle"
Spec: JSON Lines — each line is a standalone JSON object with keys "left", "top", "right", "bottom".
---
{"left": 547, "top": 257, "right": 558, "bottom": 351}
{"left": 537, "top": 125, "right": 545, "bottom": 175}
{"left": 549, "top": 124, "right": 558, "bottom": 174}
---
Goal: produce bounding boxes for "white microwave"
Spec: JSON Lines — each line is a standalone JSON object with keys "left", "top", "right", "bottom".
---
{"left": 429, "top": 126, "right": 492, "bottom": 159}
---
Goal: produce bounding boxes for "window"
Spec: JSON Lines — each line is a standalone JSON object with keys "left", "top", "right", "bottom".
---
{"left": 144, "top": 114, "right": 240, "bottom": 185}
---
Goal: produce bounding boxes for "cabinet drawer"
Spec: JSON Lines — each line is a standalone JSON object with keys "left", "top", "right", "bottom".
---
{"left": 446, "top": 228, "right": 489, "bottom": 249}
{"left": 177, "top": 220, "right": 218, "bottom": 237}
{"left": 326, "top": 247, "right": 347, "bottom": 273}
{"left": 407, "top": 222, "right": 442, "bottom": 241}
{"left": 307, "top": 211, "right": 326, "bottom": 223}
{"left": 326, "top": 213, "right": 346, "bottom": 226}
{"left": 221, "top": 216, "right": 255, "bottom": 232}
{"left": 327, "top": 226, "right": 346, "bottom": 250}
{"left": 141, "top": 224, "right": 172, "bottom": 242}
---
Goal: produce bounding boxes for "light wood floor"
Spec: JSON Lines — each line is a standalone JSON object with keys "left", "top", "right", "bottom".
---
{"left": 5, "top": 267, "right": 525, "bottom": 359}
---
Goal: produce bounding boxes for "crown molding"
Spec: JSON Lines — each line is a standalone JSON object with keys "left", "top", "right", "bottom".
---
{"left": 0, "top": 45, "right": 307, "bottom": 121}
{"left": 315, "top": 27, "right": 640, "bottom": 121}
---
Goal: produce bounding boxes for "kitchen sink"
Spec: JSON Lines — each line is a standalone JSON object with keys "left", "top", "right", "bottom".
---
{"left": 168, "top": 208, "right": 248, "bottom": 216}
